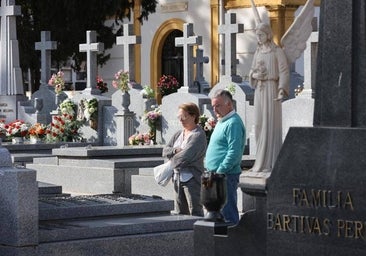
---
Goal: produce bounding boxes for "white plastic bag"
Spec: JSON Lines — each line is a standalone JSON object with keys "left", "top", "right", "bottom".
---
{"left": 153, "top": 160, "right": 173, "bottom": 186}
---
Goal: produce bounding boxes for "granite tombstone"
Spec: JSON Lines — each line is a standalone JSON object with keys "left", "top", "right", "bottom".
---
{"left": 267, "top": 0, "right": 366, "bottom": 255}
{"left": 0, "top": 0, "right": 27, "bottom": 122}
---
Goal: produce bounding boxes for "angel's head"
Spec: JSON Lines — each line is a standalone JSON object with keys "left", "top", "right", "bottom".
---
{"left": 255, "top": 23, "right": 273, "bottom": 44}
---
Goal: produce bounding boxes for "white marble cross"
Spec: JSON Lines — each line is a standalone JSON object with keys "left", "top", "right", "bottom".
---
{"left": 35, "top": 31, "right": 57, "bottom": 86}
{"left": 0, "top": 0, "right": 23, "bottom": 95}
{"left": 175, "top": 23, "right": 202, "bottom": 92}
{"left": 218, "top": 13, "right": 244, "bottom": 82}
{"left": 116, "top": 24, "right": 141, "bottom": 81}
{"left": 79, "top": 30, "right": 104, "bottom": 94}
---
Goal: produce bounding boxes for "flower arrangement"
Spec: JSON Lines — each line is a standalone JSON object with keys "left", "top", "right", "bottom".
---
{"left": 199, "top": 114, "right": 217, "bottom": 144}
{"left": 157, "top": 74, "right": 180, "bottom": 97}
{"left": 143, "top": 105, "right": 161, "bottom": 125}
{"left": 49, "top": 70, "right": 65, "bottom": 94}
{"left": 81, "top": 98, "right": 98, "bottom": 121}
{"left": 45, "top": 114, "right": 83, "bottom": 142}
{"left": 4, "top": 120, "right": 30, "bottom": 138}
{"left": 96, "top": 76, "right": 108, "bottom": 93}
{"left": 142, "top": 105, "right": 161, "bottom": 144}
{"left": 128, "top": 132, "right": 153, "bottom": 145}
{"left": 28, "top": 123, "right": 47, "bottom": 139}
{"left": 112, "top": 69, "right": 130, "bottom": 92}
{"left": 59, "top": 98, "right": 77, "bottom": 116}
{"left": 141, "top": 85, "right": 155, "bottom": 99}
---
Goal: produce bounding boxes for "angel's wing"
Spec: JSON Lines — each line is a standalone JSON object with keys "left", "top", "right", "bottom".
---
{"left": 280, "top": 0, "right": 315, "bottom": 64}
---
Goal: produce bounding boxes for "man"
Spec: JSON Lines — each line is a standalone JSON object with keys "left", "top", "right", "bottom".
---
{"left": 205, "top": 89, "right": 246, "bottom": 225}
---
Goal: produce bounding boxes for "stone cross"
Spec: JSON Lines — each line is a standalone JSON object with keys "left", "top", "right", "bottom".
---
{"left": 0, "top": 0, "right": 23, "bottom": 95}
{"left": 194, "top": 48, "right": 209, "bottom": 82}
{"left": 35, "top": 31, "right": 57, "bottom": 86}
{"left": 218, "top": 13, "right": 244, "bottom": 83}
{"left": 79, "top": 30, "right": 104, "bottom": 94}
{"left": 116, "top": 24, "right": 141, "bottom": 82}
{"left": 193, "top": 48, "right": 210, "bottom": 94}
{"left": 175, "top": 23, "right": 202, "bottom": 92}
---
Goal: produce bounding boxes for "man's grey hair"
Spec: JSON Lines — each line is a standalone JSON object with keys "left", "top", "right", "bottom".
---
{"left": 212, "top": 89, "right": 233, "bottom": 104}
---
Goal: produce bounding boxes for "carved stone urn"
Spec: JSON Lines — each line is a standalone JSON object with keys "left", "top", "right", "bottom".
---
{"left": 200, "top": 172, "right": 227, "bottom": 222}
{"left": 121, "top": 91, "right": 131, "bottom": 113}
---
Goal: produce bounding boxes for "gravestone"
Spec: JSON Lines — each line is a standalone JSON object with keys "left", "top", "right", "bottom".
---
{"left": 161, "top": 23, "right": 211, "bottom": 142}
{"left": 19, "top": 31, "right": 60, "bottom": 124}
{"left": 79, "top": 30, "right": 104, "bottom": 95}
{"left": 0, "top": 0, "right": 27, "bottom": 122}
{"left": 109, "top": 24, "right": 159, "bottom": 145}
{"left": 73, "top": 30, "right": 110, "bottom": 144}
{"left": 218, "top": 12, "right": 244, "bottom": 84}
{"left": 106, "top": 24, "right": 142, "bottom": 146}
{"left": 269, "top": 0, "right": 366, "bottom": 255}
{"left": 175, "top": 23, "right": 202, "bottom": 92}
{"left": 193, "top": 48, "right": 210, "bottom": 94}
{"left": 116, "top": 23, "right": 141, "bottom": 82}
{"left": 35, "top": 31, "right": 57, "bottom": 87}
{"left": 282, "top": 31, "right": 318, "bottom": 139}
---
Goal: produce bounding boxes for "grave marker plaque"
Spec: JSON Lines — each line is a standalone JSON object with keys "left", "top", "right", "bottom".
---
{"left": 267, "top": 127, "right": 366, "bottom": 255}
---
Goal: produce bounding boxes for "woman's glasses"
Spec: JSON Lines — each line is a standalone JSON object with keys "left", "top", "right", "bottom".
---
{"left": 177, "top": 114, "right": 189, "bottom": 121}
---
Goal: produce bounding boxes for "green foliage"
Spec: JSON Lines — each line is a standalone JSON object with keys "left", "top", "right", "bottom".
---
{"left": 16, "top": 0, "right": 157, "bottom": 90}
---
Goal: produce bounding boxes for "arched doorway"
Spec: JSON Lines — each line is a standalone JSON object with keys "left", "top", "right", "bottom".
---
{"left": 150, "top": 19, "right": 184, "bottom": 102}
{"left": 161, "top": 30, "right": 183, "bottom": 86}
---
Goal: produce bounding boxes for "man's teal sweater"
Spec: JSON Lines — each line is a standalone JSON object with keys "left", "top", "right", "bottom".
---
{"left": 205, "top": 112, "right": 246, "bottom": 174}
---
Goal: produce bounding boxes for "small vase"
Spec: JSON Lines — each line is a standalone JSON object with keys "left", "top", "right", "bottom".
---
{"left": 149, "top": 121, "right": 157, "bottom": 145}
{"left": 144, "top": 98, "right": 157, "bottom": 112}
{"left": 121, "top": 91, "right": 131, "bottom": 113}
{"left": 12, "top": 137, "right": 23, "bottom": 144}
{"left": 29, "top": 137, "right": 41, "bottom": 144}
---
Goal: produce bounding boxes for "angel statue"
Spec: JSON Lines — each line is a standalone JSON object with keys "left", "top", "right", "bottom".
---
{"left": 249, "top": 0, "right": 314, "bottom": 173}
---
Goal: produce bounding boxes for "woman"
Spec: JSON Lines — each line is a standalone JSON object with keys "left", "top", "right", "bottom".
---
{"left": 162, "top": 102, "right": 207, "bottom": 216}
{"left": 249, "top": 22, "right": 289, "bottom": 173}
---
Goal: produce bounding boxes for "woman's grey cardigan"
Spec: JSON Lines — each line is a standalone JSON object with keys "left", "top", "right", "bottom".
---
{"left": 162, "top": 127, "right": 207, "bottom": 183}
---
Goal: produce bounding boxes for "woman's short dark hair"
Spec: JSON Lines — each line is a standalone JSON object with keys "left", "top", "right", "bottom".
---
{"left": 179, "top": 102, "right": 200, "bottom": 124}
